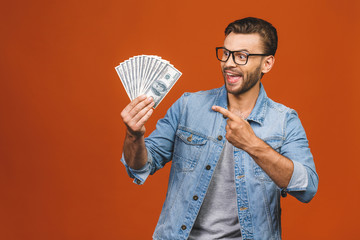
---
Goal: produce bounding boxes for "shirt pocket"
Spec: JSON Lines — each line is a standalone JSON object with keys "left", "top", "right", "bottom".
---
{"left": 253, "top": 138, "right": 282, "bottom": 182}
{"left": 172, "top": 128, "right": 207, "bottom": 172}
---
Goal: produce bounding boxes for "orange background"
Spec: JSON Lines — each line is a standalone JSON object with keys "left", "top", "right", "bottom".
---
{"left": 1, "top": 0, "right": 359, "bottom": 239}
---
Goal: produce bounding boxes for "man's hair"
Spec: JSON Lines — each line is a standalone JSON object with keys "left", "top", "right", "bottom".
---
{"left": 225, "top": 17, "right": 278, "bottom": 56}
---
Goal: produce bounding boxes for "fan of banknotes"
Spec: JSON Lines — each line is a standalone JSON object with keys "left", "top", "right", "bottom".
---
{"left": 115, "top": 55, "right": 182, "bottom": 108}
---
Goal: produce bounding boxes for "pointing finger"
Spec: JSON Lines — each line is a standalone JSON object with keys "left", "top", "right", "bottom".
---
{"left": 211, "top": 106, "right": 236, "bottom": 120}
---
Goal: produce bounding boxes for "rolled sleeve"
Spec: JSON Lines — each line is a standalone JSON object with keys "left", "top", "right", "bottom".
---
{"left": 281, "top": 109, "right": 319, "bottom": 202}
{"left": 120, "top": 149, "right": 154, "bottom": 185}
{"left": 287, "top": 160, "right": 308, "bottom": 190}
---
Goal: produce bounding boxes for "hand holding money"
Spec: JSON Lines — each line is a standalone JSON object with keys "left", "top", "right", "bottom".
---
{"left": 115, "top": 55, "right": 182, "bottom": 108}
{"left": 121, "top": 95, "right": 154, "bottom": 138}
{"left": 121, "top": 95, "right": 154, "bottom": 170}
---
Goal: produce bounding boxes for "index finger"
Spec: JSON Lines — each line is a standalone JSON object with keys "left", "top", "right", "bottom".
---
{"left": 211, "top": 106, "right": 237, "bottom": 120}
{"left": 123, "top": 95, "right": 148, "bottom": 113}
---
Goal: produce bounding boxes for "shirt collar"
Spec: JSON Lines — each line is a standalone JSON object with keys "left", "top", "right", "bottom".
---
{"left": 246, "top": 83, "right": 267, "bottom": 126}
{"left": 216, "top": 85, "right": 229, "bottom": 110}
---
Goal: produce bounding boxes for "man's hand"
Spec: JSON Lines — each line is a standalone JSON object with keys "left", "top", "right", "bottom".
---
{"left": 211, "top": 105, "right": 259, "bottom": 151}
{"left": 121, "top": 95, "right": 154, "bottom": 170}
{"left": 121, "top": 95, "right": 155, "bottom": 138}
{"left": 212, "top": 105, "right": 294, "bottom": 188}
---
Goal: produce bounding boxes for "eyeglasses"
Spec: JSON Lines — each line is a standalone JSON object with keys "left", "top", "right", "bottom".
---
{"left": 216, "top": 47, "right": 269, "bottom": 65}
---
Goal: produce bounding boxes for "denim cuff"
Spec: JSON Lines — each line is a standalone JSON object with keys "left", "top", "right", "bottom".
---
{"left": 287, "top": 160, "right": 308, "bottom": 191}
{"left": 120, "top": 150, "right": 153, "bottom": 185}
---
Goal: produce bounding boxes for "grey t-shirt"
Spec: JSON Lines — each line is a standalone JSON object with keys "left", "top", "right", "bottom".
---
{"left": 188, "top": 141, "right": 242, "bottom": 239}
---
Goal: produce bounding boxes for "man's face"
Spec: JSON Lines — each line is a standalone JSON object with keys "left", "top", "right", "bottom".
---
{"left": 221, "top": 33, "right": 266, "bottom": 96}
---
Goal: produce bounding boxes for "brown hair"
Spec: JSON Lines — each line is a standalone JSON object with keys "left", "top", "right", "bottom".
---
{"left": 225, "top": 17, "right": 278, "bottom": 56}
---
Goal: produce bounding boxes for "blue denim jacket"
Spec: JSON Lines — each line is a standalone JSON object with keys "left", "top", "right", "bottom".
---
{"left": 121, "top": 84, "right": 318, "bottom": 240}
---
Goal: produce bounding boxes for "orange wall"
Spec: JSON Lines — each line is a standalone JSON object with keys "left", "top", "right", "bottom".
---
{"left": 1, "top": 0, "right": 359, "bottom": 239}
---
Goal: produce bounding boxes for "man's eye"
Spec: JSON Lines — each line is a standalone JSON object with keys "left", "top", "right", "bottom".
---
{"left": 235, "top": 53, "right": 247, "bottom": 60}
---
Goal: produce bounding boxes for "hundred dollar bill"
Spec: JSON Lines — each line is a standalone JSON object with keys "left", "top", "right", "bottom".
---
{"left": 144, "top": 63, "right": 182, "bottom": 108}
{"left": 124, "top": 59, "right": 134, "bottom": 100}
{"left": 115, "top": 64, "right": 131, "bottom": 100}
{"left": 139, "top": 55, "right": 145, "bottom": 93}
{"left": 142, "top": 56, "right": 150, "bottom": 92}
{"left": 134, "top": 55, "right": 141, "bottom": 96}
{"left": 144, "top": 59, "right": 165, "bottom": 94}
{"left": 115, "top": 55, "right": 182, "bottom": 107}
{"left": 120, "top": 62, "right": 133, "bottom": 100}
{"left": 129, "top": 57, "right": 136, "bottom": 98}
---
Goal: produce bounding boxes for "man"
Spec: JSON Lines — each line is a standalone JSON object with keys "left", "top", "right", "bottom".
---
{"left": 120, "top": 17, "right": 318, "bottom": 240}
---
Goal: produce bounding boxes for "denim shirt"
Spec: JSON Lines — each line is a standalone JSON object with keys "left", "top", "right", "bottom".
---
{"left": 121, "top": 84, "right": 319, "bottom": 240}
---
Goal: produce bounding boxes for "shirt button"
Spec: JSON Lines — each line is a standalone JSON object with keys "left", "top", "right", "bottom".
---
{"left": 205, "top": 165, "right": 211, "bottom": 170}
{"left": 193, "top": 195, "right": 199, "bottom": 201}
{"left": 187, "top": 136, "right": 192, "bottom": 142}
{"left": 217, "top": 135, "right": 223, "bottom": 141}
{"left": 181, "top": 225, "right": 187, "bottom": 230}
{"left": 136, "top": 179, "right": 141, "bottom": 184}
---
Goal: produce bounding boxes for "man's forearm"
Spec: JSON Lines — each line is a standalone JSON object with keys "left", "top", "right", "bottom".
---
{"left": 245, "top": 137, "right": 294, "bottom": 188}
{"left": 121, "top": 95, "right": 155, "bottom": 170}
{"left": 211, "top": 106, "right": 294, "bottom": 188}
{"left": 123, "top": 130, "right": 148, "bottom": 170}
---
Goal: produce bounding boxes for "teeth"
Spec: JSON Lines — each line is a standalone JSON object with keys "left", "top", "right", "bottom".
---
{"left": 227, "top": 73, "right": 240, "bottom": 77}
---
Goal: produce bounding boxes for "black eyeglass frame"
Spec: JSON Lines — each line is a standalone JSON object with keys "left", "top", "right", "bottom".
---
{"left": 216, "top": 47, "right": 270, "bottom": 65}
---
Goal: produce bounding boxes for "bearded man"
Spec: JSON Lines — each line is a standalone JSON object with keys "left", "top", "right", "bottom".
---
{"left": 120, "top": 17, "right": 319, "bottom": 240}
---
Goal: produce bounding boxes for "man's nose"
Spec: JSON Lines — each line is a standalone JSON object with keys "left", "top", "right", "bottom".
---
{"left": 224, "top": 54, "right": 237, "bottom": 67}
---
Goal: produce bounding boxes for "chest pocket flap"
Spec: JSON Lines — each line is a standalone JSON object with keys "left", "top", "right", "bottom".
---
{"left": 173, "top": 128, "right": 207, "bottom": 171}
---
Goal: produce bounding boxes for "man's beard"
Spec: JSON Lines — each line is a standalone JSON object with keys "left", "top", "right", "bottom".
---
{"left": 223, "top": 65, "right": 262, "bottom": 95}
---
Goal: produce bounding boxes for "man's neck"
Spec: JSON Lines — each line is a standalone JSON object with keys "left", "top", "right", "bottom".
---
{"left": 227, "top": 83, "right": 260, "bottom": 118}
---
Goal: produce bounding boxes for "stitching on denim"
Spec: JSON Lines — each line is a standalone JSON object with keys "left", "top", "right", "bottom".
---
{"left": 260, "top": 181, "right": 276, "bottom": 240}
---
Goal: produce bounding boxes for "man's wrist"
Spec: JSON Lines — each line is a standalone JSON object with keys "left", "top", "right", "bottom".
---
{"left": 126, "top": 129, "right": 144, "bottom": 142}
{"left": 243, "top": 136, "right": 270, "bottom": 157}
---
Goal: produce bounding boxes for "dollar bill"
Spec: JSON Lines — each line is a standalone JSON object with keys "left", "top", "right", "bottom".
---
{"left": 134, "top": 55, "right": 141, "bottom": 97}
{"left": 121, "top": 61, "right": 133, "bottom": 100}
{"left": 115, "top": 64, "right": 131, "bottom": 100}
{"left": 144, "top": 63, "right": 182, "bottom": 108}
{"left": 129, "top": 57, "right": 136, "bottom": 98}
{"left": 115, "top": 55, "right": 182, "bottom": 108}
{"left": 141, "top": 56, "right": 149, "bottom": 92}
{"left": 139, "top": 55, "right": 145, "bottom": 93}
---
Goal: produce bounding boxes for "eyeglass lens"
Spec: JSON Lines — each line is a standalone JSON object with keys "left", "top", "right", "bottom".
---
{"left": 217, "top": 48, "right": 248, "bottom": 65}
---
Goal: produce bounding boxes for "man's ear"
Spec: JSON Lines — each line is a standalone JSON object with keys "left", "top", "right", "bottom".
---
{"left": 261, "top": 55, "right": 275, "bottom": 74}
